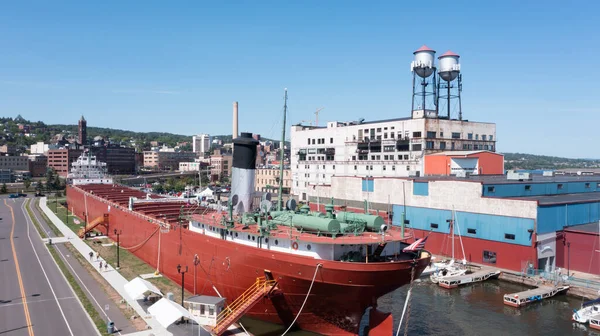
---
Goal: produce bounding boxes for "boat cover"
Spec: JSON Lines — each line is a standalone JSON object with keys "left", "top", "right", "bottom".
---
{"left": 583, "top": 298, "right": 600, "bottom": 308}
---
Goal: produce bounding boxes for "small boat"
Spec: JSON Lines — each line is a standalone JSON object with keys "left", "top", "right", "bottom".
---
{"left": 573, "top": 298, "right": 600, "bottom": 324}
{"left": 429, "top": 209, "right": 468, "bottom": 283}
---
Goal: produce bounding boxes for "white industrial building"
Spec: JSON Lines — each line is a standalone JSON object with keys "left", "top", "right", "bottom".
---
{"left": 192, "top": 134, "right": 211, "bottom": 155}
{"left": 290, "top": 45, "right": 496, "bottom": 201}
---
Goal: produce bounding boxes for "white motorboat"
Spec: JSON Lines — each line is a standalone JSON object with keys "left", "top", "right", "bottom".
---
{"left": 573, "top": 298, "right": 600, "bottom": 323}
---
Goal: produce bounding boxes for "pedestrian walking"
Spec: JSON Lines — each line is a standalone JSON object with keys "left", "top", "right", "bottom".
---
{"left": 104, "top": 263, "right": 108, "bottom": 272}
{"left": 99, "top": 261, "right": 103, "bottom": 271}
{"left": 89, "top": 251, "right": 93, "bottom": 261}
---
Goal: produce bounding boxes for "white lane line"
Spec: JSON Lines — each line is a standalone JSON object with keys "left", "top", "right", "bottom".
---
{"left": 29, "top": 200, "right": 123, "bottom": 335}
{"left": 0, "top": 297, "right": 76, "bottom": 308}
{"left": 21, "top": 200, "right": 75, "bottom": 336}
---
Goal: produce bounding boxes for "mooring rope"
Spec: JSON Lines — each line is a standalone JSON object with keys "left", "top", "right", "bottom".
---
{"left": 281, "top": 263, "right": 323, "bottom": 336}
{"left": 118, "top": 226, "right": 160, "bottom": 250}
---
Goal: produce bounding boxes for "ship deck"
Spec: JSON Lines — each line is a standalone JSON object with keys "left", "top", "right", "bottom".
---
{"left": 74, "top": 184, "right": 414, "bottom": 244}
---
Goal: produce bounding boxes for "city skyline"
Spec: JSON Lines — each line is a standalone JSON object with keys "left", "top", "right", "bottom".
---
{"left": 0, "top": 1, "right": 597, "bottom": 158}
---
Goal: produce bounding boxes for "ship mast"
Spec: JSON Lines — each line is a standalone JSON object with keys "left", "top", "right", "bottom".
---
{"left": 277, "top": 89, "right": 287, "bottom": 211}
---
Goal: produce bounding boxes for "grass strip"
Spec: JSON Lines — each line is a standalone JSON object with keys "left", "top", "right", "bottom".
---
{"left": 25, "top": 199, "right": 47, "bottom": 239}
{"left": 34, "top": 199, "right": 63, "bottom": 237}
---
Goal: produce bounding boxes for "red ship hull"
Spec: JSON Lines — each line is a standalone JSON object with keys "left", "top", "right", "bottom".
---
{"left": 67, "top": 185, "right": 428, "bottom": 335}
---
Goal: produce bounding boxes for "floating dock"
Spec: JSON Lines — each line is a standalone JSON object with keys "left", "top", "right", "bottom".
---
{"left": 503, "top": 285, "right": 569, "bottom": 307}
{"left": 590, "top": 314, "right": 600, "bottom": 331}
{"left": 438, "top": 270, "right": 501, "bottom": 289}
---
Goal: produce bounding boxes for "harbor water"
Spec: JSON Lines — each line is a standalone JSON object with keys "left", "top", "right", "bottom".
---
{"left": 241, "top": 278, "right": 595, "bottom": 335}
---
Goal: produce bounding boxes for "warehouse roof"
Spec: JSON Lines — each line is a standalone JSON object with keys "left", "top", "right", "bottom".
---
{"left": 512, "top": 192, "right": 600, "bottom": 205}
{"left": 414, "top": 174, "right": 600, "bottom": 185}
{"left": 426, "top": 150, "right": 501, "bottom": 157}
{"left": 564, "top": 222, "right": 600, "bottom": 235}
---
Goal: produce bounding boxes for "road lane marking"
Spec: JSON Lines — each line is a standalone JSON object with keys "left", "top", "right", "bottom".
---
{"left": 5, "top": 199, "right": 34, "bottom": 336}
{"left": 29, "top": 201, "right": 122, "bottom": 335}
{"left": 21, "top": 199, "right": 75, "bottom": 336}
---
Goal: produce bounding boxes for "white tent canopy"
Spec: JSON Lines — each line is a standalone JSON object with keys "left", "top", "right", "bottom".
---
{"left": 124, "top": 277, "right": 163, "bottom": 300}
{"left": 148, "top": 298, "right": 194, "bottom": 329}
{"left": 198, "top": 187, "right": 214, "bottom": 198}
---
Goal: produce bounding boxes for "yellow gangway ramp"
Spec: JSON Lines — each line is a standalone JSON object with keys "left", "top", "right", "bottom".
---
{"left": 78, "top": 214, "right": 109, "bottom": 238}
{"left": 211, "top": 277, "right": 276, "bottom": 336}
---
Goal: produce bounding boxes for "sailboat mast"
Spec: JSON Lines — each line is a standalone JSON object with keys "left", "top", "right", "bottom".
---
{"left": 277, "top": 89, "right": 288, "bottom": 211}
{"left": 451, "top": 209, "right": 455, "bottom": 260}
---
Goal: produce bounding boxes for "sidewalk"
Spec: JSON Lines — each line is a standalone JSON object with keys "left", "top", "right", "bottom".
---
{"left": 39, "top": 197, "right": 172, "bottom": 336}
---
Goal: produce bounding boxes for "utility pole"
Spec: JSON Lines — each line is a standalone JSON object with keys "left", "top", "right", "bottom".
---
{"left": 277, "top": 89, "right": 287, "bottom": 211}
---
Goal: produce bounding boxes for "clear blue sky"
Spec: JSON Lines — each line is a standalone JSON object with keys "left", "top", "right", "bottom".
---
{"left": 0, "top": 1, "right": 597, "bottom": 158}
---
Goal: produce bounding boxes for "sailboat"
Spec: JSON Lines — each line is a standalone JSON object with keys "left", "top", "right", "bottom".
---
{"left": 429, "top": 209, "right": 468, "bottom": 283}
{"left": 572, "top": 220, "right": 600, "bottom": 324}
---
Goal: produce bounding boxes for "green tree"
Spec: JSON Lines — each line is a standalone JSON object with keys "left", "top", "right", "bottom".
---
{"left": 23, "top": 179, "right": 31, "bottom": 190}
{"left": 1, "top": 183, "right": 7, "bottom": 193}
{"left": 35, "top": 181, "right": 42, "bottom": 191}
{"left": 54, "top": 175, "right": 62, "bottom": 190}
{"left": 152, "top": 184, "right": 165, "bottom": 194}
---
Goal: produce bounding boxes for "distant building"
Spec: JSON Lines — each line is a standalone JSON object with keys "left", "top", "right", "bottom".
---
{"left": 209, "top": 149, "right": 232, "bottom": 181}
{"left": 28, "top": 155, "right": 48, "bottom": 177}
{"left": 91, "top": 145, "right": 136, "bottom": 174}
{"left": 179, "top": 161, "right": 210, "bottom": 172}
{"left": 47, "top": 149, "right": 83, "bottom": 177}
{"left": 0, "top": 144, "right": 16, "bottom": 155}
{"left": 78, "top": 115, "right": 87, "bottom": 146}
{"left": 255, "top": 168, "right": 291, "bottom": 195}
{"left": 143, "top": 150, "right": 197, "bottom": 171}
{"left": 30, "top": 142, "right": 50, "bottom": 155}
{"left": 134, "top": 152, "right": 144, "bottom": 172}
{"left": 0, "top": 169, "right": 12, "bottom": 183}
{"left": 0, "top": 155, "right": 29, "bottom": 171}
{"left": 192, "top": 134, "right": 211, "bottom": 155}
{"left": 423, "top": 151, "right": 504, "bottom": 176}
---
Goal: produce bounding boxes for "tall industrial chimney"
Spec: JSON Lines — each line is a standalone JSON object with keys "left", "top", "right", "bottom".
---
{"left": 233, "top": 101, "right": 239, "bottom": 139}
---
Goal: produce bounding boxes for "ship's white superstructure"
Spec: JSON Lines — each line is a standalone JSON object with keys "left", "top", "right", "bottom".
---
{"left": 67, "top": 151, "right": 113, "bottom": 185}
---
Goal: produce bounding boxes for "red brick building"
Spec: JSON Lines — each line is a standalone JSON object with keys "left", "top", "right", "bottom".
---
{"left": 47, "top": 149, "right": 82, "bottom": 177}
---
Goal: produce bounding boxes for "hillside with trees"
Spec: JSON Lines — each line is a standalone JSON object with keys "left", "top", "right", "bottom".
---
{"left": 503, "top": 152, "right": 600, "bottom": 170}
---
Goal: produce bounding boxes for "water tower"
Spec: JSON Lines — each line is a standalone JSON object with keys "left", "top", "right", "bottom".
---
{"left": 436, "top": 51, "right": 462, "bottom": 120}
{"left": 410, "top": 45, "right": 437, "bottom": 118}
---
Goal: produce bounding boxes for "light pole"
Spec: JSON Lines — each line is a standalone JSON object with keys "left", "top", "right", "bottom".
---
{"left": 114, "top": 229, "right": 122, "bottom": 269}
{"left": 567, "top": 242, "right": 571, "bottom": 277}
{"left": 177, "top": 264, "right": 188, "bottom": 324}
{"left": 193, "top": 254, "right": 199, "bottom": 295}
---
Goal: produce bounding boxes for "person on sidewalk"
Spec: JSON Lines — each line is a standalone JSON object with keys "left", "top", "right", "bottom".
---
{"left": 104, "top": 263, "right": 108, "bottom": 272}
{"left": 89, "top": 251, "right": 93, "bottom": 261}
{"left": 99, "top": 261, "right": 103, "bottom": 271}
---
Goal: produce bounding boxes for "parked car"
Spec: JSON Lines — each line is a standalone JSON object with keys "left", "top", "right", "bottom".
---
{"left": 9, "top": 194, "right": 19, "bottom": 198}
{"left": 17, "top": 193, "right": 27, "bottom": 197}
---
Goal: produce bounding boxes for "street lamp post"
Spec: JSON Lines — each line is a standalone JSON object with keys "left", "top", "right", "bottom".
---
{"left": 193, "top": 254, "right": 200, "bottom": 295}
{"left": 177, "top": 264, "right": 188, "bottom": 324}
{"left": 114, "top": 229, "right": 122, "bottom": 269}
{"left": 567, "top": 242, "right": 571, "bottom": 276}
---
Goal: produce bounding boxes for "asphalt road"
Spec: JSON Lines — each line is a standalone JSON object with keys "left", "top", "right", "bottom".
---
{"left": 0, "top": 197, "right": 98, "bottom": 336}
{"left": 27, "top": 198, "right": 137, "bottom": 335}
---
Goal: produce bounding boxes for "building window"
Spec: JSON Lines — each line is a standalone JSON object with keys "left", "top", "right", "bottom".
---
{"left": 467, "top": 133, "right": 473, "bottom": 140}
{"left": 489, "top": 135, "right": 493, "bottom": 141}
{"left": 504, "top": 233, "right": 515, "bottom": 240}
{"left": 354, "top": 165, "right": 357, "bottom": 170}
{"left": 483, "top": 251, "right": 496, "bottom": 264}
{"left": 383, "top": 166, "right": 386, "bottom": 171}
{"left": 467, "top": 228, "right": 476, "bottom": 234}
{"left": 475, "top": 134, "right": 479, "bottom": 140}
{"left": 440, "top": 131, "right": 444, "bottom": 137}
{"left": 430, "top": 223, "right": 438, "bottom": 229}
{"left": 411, "top": 144, "right": 422, "bottom": 151}
{"left": 482, "top": 135, "right": 487, "bottom": 141}
{"left": 392, "top": 166, "right": 395, "bottom": 171}
{"left": 487, "top": 186, "right": 495, "bottom": 193}
{"left": 330, "top": 138, "right": 333, "bottom": 144}
{"left": 426, "top": 131, "right": 436, "bottom": 139}
{"left": 452, "top": 132, "right": 461, "bottom": 139}
{"left": 440, "top": 142, "right": 446, "bottom": 149}
{"left": 426, "top": 141, "right": 434, "bottom": 149}
{"left": 377, "top": 128, "right": 381, "bottom": 132}
{"left": 585, "top": 183, "right": 590, "bottom": 188}
{"left": 525, "top": 185, "right": 531, "bottom": 191}
{"left": 413, "top": 131, "right": 422, "bottom": 138}
{"left": 557, "top": 184, "right": 563, "bottom": 190}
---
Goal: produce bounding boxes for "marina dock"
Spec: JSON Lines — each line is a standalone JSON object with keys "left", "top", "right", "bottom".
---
{"left": 503, "top": 285, "right": 569, "bottom": 307}
{"left": 438, "top": 270, "right": 501, "bottom": 289}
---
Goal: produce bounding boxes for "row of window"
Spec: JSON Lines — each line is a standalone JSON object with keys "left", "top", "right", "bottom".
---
{"left": 307, "top": 138, "right": 333, "bottom": 145}
{"left": 353, "top": 154, "right": 412, "bottom": 161}
{"left": 430, "top": 222, "right": 516, "bottom": 240}
{"left": 488, "top": 182, "right": 600, "bottom": 194}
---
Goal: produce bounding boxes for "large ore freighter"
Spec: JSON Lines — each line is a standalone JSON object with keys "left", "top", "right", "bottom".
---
{"left": 67, "top": 133, "right": 430, "bottom": 335}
